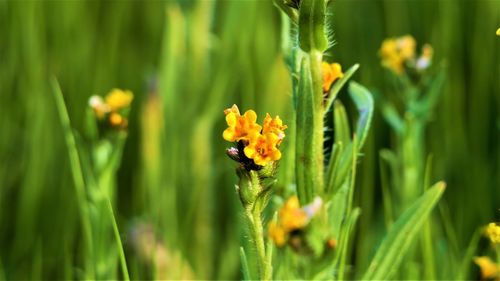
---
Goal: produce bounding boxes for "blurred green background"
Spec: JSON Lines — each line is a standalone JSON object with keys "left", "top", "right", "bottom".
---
{"left": 0, "top": 0, "right": 499, "bottom": 279}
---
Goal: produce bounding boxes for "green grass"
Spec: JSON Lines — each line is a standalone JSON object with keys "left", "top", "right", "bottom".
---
{"left": 0, "top": 0, "right": 499, "bottom": 279}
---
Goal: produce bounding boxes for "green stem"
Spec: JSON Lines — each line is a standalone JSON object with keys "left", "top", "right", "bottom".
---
{"left": 309, "top": 50, "right": 325, "bottom": 196}
{"left": 243, "top": 174, "right": 272, "bottom": 281}
{"left": 245, "top": 206, "right": 271, "bottom": 281}
{"left": 105, "top": 197, "right": 130, "bottom": 281}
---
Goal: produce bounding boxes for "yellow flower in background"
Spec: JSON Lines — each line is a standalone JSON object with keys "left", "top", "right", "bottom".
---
{"left": 109, "top": 112, "right": 126, "bottom": 127}
{"left": 486, "top": 222, "right": 500, "bottom": 244}
{"left": 379, "top": 38, "right": 405, "bottom": 74}
{"left": 279, "top": 196, "right": 309, "bottom": 232}
{"left": 379, "top": 35, "right": 425, "bottom": 74}
{"left": 263, "top": 113, "right": 287, "bottom": 142}
{"left": 222, "top": 105, "right": 262, "bottom": 143}
{"left": 474, "top": 256, "right": 499, "bottom": 280}
{"left": 244, "top": 133, "right": 282, "bottom": 166}
{"left": 268, "top": 196, "right": 322, "bottom": 247}
{"left": 88, "top": 89, "right": 133, "bottom": 129}
{"left": 322, "top": 62, "right": 344, "bottom": 92}
{"left": 105, "top": 89, "right": 134, "bottom": 111}
{"left": 497, "top": 28, "right": 500, "bottom": 36}
{"left": 268, "top": 221, "right": 286, "bottom": 247}
{"left": 397, "top": 35, "right": 416, "bottom": 60}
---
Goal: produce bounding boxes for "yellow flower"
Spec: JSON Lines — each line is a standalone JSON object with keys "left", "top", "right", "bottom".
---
{"left": 474, "top": 256, "right": 499, "bottom": 280}
{"left": 486, "top": 222, "right": 500, "bottom": 244}
{"left": 105, "top": 89, "right": 134, "bottom": 111}
{"left": 222, "top": 104, "right": 262, "bottom": 143}
{"left": 268, "top": 196, "right": 322, "bottom": 247}
{"left": 497, "top": 28, "right": 500, "bottom": 36}
{"left": 263, "top": 113, "right": 287, "bottom": 142}
{"left": 279, "top": 196, "right": 309, "bottom": 232}
{"left": 322, "top": 62, "right": 344, "bottom": 92}
{"left": 268, "top": 221, "right": 286, "bottom": 247}
{"left": 397, "top": 35, "right": 416, "bottom": 60}
{"left": 244, "top": 133, "right": 281, "bottom": 166}
{"left": 380, "top": 38, "right": 404, "bottom": 74}
{"left": 379, "top": 35, "right": 418, "bottom": 74}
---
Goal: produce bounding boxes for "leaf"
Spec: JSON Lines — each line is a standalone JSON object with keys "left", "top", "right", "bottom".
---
{"left": 324, "top": 64, "right": 360, "bottom": 113}
{"left": 333, "top": 101, "right": 351, "bottom": 146}
{"left": 380, "top": 102, "right": 404, "bottom": 135}
{"left": 361, "top": 181, "right": 446, "bottom": 281}
{"left": 240, "top": 247, "right": 252, "bottom": 281}
{"left": 348, "top": 81, "right": 374, "bottom": 149}
{"left": 298, "top": 0, "right": 327, "bottom": 52}
{"left": 296, "top": 58, "right": 316, "bottom": 204}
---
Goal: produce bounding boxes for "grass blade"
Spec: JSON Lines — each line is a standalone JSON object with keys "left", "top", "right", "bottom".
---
{"left": 362, "top": 181, "right": 446, "bottom": 280}
{"left": 50, "top": 78, "right": 96, "bottom": 279}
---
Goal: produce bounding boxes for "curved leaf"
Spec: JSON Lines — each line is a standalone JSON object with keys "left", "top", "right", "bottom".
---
{"left": 362, "top": 182, "right": 446, "bottom": 281}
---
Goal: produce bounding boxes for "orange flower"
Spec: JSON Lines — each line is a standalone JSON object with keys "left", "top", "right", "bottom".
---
{"left": 222, "top": 105, "right": 262, "bottom": 143}
{"left": 243, "top": 133, "right": 281, "bottom": 166}
{"left": 263, "top": 113, "right": 287, "bottom": 142}
{"left": 322, "top": 62, "right": 344, "bottom": 92}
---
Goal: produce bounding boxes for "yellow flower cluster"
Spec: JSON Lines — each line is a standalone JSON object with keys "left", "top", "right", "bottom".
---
{"left": 223, "top": 105, "right": 287, "bottom": 167}
{"left": 322, "top": 62, "right": 344, "bottom": 93}
{"left": 486, "top": 222, "right": 500, "bottom": 244}
{"left": 89, "top": 89, "right": 133, "bottom": 128}
{"left": 268, "top": 196, "right": 322, "bottom": 247}
{"left": 379, "top": 35, "right": 433, "bottom": 74}
{"left": 474, "top": 256, "right": 499, "bottom": 280}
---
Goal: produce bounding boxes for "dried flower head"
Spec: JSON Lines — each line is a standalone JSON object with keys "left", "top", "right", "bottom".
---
{"left": 322, "top": 62, "right": 344, "bottom": 93}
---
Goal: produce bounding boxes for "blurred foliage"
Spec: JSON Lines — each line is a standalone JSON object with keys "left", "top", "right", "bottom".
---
{"left": 0, "top": 0, "right": 499, "bottom": 279}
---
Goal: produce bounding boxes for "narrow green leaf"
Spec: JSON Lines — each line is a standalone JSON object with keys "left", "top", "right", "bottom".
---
{"left": 362, "top": 182, "right": 446, "bottom": 281}
{"left": 298, "top": 0, "right": 327, "bottom": 52}
{"left": 240, "top": 247, "right": 252, "bottom": 281}
{"left": 335, "top": 207, "right": 361, "bottom": 279}
{"left": 333, "top": 101, "right": 351, "bottom": 146}
{"left": 455, "top": 229, "right": 482, "bottom": 280}
{"left": 324, "top": 64, "right": 359, "bottom": 113}
{"left": 348, "top": 81, "right": 374, "bottom": 149}
{"left": 328, "top": 182, "right": 348, "bottom": 240}
{"left": 50, "top": 78, "right": 96, "bottom": 279}
{"left": 325, "top": 142, "right": 342, "bottom": 195}
{"left": 296, "top": 58, "right": 316, "bottom": 204}
{"left": 380, "top": 102, "right": 404, "bottom": 135}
